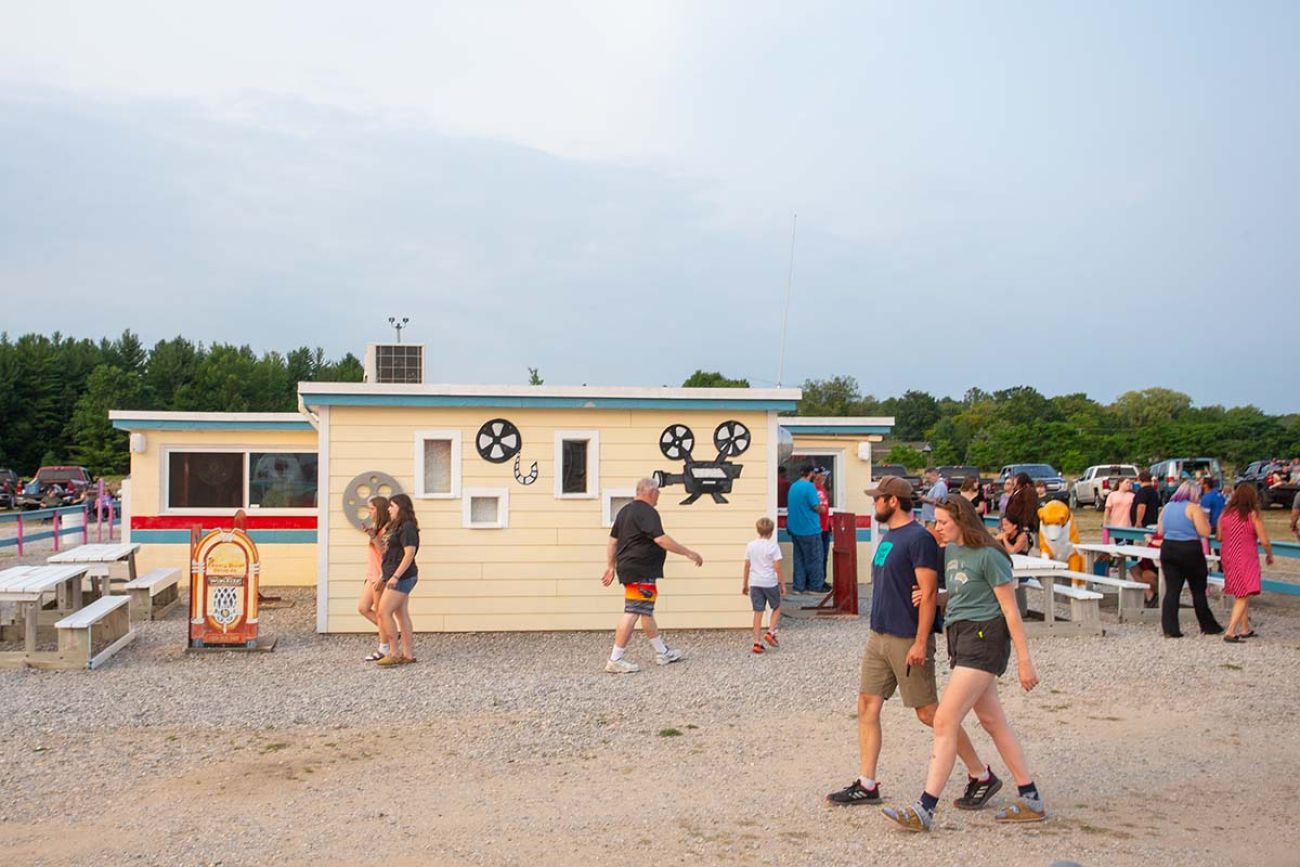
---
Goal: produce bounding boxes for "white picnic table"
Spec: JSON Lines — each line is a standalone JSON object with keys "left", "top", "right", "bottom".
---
{"left": 1076, "top": 542, "right": 1219, "bottom": 595}
{"left": 0, "top": 564, "right": 92, "bottom": 665}
{"left": 47, "top": 542, "right": 142, "bottom": 597}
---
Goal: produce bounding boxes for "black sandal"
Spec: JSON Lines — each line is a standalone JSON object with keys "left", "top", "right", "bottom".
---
{"left": 1240, "top": 631, "right": 1257, "bottom": 638}
{"left": 1223, "top": 635, "right": 1243, "bottom": 644}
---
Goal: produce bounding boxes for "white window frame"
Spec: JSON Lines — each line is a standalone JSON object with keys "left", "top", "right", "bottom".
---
{"left": 601, "top": 487, "right": 636, "bottom": 528}
{"left": 777, "top": 449, "right": 844, "bottom": 517}
{"left": 462, "top": 487, "right": 509, "bottom": 529}
{"left": 160, "top": 445, "right": 318, "bottom": 516}
{"left": 414, "top": 429, "right": 462, "bottom": 499}
{"left": 554, "top": 430, "right": 600, "bottom": 499}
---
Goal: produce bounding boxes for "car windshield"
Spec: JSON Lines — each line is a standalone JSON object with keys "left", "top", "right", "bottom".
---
{"left": 1012, "top": 464, "right": 1058, "bottom": 478}
{"left": 1183, "top": 460, "right": 1216, "bottom": 473}
{"left": 35, "top": 469, "right": 86, "bottom": 483}
{"left": 1100, "top": 466, "right": 1136, "bottom": 476}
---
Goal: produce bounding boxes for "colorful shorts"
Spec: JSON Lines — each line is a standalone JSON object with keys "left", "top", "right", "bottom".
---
{"left": 623, "top": 582, "right": 658, "bottom": 616}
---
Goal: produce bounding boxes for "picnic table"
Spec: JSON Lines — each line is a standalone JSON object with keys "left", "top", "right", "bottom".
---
{"left": 1075, "top": 542, "right": 1224, "bottom": 622}
{"left": 1004, "top": 554, "right": 1106, "bottom": 636}
{"left": 0, "top": 564, "right": 91, "bottom": 667}
{"left": 47, "top": 542, "right": 142, "bottom": 598}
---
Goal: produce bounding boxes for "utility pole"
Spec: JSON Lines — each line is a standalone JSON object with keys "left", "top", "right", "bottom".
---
{"left": 387, "top": 316, "right": 409, "bottom": 343}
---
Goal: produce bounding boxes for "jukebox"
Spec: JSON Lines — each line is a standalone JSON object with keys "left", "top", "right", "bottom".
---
{"left": 189, "top": 511, "right": 261, "bottom": 648}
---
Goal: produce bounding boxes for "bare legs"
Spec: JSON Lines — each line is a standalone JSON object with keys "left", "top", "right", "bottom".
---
{"left": 378, "top": 588, "right": 413, "bottom": 660}
{"left": 613, "top": 612, "right": 658, "bottom": 649}
{"left": 924, "top": 667, "right": 1032, "bottom": 799}
{"left": 857, "top": 693, "right": 984, "bottom": 781}
{"left": 751, "top": 607, "right": 781, "bottom": 644}
{"left": 1226, "top": 595, "right": 1251, "bottom": 638}
{"left": 357, "top": 581, "right": 390, "bottom": 648}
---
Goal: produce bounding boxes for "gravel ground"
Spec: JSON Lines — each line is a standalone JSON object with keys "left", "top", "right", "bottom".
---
{"left": 2, "top": 584, "right": 1300, "bottom": 866}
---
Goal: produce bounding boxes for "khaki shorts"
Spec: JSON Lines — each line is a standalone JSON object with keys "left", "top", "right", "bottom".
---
{"left": 859, "top": 630, "right": 938, "bottom": 708}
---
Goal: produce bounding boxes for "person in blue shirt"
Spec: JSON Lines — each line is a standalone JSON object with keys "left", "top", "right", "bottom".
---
{"left": 1200, "top": 477, "right": 1226, "bottom": 533}
{"left": 787, "top": 465, "right": 827, "bottom": 593}
{"left": 920, "top": 468, "right": 948, "bottom": 529}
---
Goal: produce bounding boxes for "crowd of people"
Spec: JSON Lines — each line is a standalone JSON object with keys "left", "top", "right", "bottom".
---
{"left": 348, "top": 459, "right": 1286, "bottom": 833}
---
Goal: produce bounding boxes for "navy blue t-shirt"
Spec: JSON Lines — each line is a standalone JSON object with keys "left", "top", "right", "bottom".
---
{"left": 869, "top": 520, "right": 942, "bottom": 639}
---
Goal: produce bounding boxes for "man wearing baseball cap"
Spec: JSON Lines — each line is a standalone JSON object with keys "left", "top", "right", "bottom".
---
{"left": 827, "top": 477, "right": 996, "bottom": 809}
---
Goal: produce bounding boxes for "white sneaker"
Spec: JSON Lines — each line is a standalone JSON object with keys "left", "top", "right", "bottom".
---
{"left": 655, "top": 648, "right": 684, "bottom": 665}
{"left": 605, "top": 658, "right": 639, "bottom": 674}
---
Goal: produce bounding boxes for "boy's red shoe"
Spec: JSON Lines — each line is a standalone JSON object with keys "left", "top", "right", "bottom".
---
{"left": 763, "top": 631, "right": 779, "bottom": 647}
{"left": 751, "top": 643, "right": 765, "bottom": 654}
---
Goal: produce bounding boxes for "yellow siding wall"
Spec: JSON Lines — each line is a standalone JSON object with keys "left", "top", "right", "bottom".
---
{"left": 323, "top": 407, "right": 774, "bottom": 632}
{"left": 125, "top": 428, "right": 319, "bottom": 586}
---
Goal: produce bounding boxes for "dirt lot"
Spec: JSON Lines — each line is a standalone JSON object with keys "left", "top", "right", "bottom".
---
{"left": 2, "top": 581, "right": 1299, "bottom": 866}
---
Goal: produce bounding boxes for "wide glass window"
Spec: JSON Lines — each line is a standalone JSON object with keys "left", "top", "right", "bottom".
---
{"left": 249, "top": 452, "right": 318, "bottom": 508}
{"left": 168, "top": 452, "right": 243, "bottom": 508}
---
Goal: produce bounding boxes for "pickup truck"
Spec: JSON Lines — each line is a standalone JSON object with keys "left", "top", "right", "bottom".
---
{"left": 936, "top": 465, "right": 983, "bottom": 488}
{"left": 874, "top": 464, "right": 925, "bottom": 500}
{"left": 1235, "top": 459, "right": 1300, "bottom": 509}
{"left": 1070, "top": 464, "right": 1139, "bottom": 510}
{"left": 991, "top": 464, "right": 1069, "bottom": 508}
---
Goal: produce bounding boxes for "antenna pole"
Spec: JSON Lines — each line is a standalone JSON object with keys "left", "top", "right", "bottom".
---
{"left": 388, "top": 316, "right": 409, "bottom": 343}
{"left": 776, "top": 213, "right": 798, "bottom": 387}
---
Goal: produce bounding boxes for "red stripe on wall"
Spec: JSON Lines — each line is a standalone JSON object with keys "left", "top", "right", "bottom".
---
{"left": 777, "top": 514, "right": 871, "bottom": 528}
{"left": 132, "top": 515, "right": 317, "bottom": 530}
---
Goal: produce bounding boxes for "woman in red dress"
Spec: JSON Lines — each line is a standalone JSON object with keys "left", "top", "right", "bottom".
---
{"left": 1218, "top": 483, "right": 1274, "bottom": 643}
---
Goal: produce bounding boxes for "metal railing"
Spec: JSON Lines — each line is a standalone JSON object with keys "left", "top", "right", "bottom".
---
{"left": 0, "top": 500, "right": 120, "bottom": 555}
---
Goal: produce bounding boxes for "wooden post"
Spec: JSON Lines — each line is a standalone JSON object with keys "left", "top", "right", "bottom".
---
{"left": 15, "top": 513, "right": 23, "bottom": 556}
{"left": 52, "top": 510, "right": 61, "bottom": 552}
{"left": 82, "top": 504, "right": 89, "bottom": 545}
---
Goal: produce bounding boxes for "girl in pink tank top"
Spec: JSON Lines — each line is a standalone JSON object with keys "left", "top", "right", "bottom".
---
{"left": 358, "top": 496, "right": 392, "bottom": 660}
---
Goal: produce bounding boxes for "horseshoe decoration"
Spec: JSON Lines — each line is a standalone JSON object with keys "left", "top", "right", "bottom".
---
{"left": 513, "top": 455, "right": 539, "bottom": 486}
{"left": 658, "top": 423, "right": 696, "bottom": 461}
{"left": 713, "top": 420, "right": 752, "bottom": 457}
{"left": 476, "top": 418, "right": 522, "bottom": 464}
{"left": 341, "top": 471, "right": 404, "bottom": 530}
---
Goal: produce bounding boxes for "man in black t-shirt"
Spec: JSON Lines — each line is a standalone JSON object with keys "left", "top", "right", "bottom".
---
{"left": 601, "top": 476, "right": 704, "bottom": 673}
{"left": 1131, "top": 471, "right": 1161, "bottom": 528}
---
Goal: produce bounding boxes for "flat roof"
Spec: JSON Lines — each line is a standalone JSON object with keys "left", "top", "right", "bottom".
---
{"left": 110, "top": 411, "right": 315, "bottom": 432}
{"left": 780, "top": 416, "right": 895, "bottom": 435}
{"left": 297, "top": 382, "right": 801, "bottom": 411}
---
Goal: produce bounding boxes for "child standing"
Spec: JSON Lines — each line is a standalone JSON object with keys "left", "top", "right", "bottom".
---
{"left": 742, "top": 517, "right": 784, "bottom": 653}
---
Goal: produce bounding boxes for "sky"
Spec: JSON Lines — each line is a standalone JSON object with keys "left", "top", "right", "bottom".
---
{"left": 1, "top": 1, "right": 1296, "bottom": 411}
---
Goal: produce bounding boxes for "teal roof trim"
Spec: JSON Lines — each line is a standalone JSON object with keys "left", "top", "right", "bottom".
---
{"left": 302, "top": 394, "right": 798, "bottom": 411}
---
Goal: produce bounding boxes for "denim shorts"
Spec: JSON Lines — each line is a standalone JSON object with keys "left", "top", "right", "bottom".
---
{"left": 391, "top": 575, "right": 418, "bottom": 594}
{"left": 749, "top": 585, "right": 781, "bottom": 612}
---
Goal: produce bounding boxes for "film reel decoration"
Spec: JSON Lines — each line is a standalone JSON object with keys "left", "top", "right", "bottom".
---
{"left": 341, "top": 471, "right": 404, "bottom": 530}
{"left": 476, "top": 418, "right": 522, "bottom": 464}
{"left": 658, "top": 424, "right": 695, "bottom": 461}
{"left": 713, "top": 420, "right": 751, "bottom": 457}
{"left": 653, "top": 420, "right": 751, "bottom": 505}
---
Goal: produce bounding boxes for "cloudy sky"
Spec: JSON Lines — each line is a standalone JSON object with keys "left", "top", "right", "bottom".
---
{"left": 2, "top": 2, "right": 1296, "bottom": 410}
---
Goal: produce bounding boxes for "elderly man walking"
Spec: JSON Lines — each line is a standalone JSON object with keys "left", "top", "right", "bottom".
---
{"left": 601, "top": 477, "right": 704, "bottom": 673}
{"left": 788, "top": 465, "right": 827, "bottom": 593}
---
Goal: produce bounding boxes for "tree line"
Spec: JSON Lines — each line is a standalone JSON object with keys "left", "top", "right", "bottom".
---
{"left": 685, "top": 370, "right": 1300, "bottom": 475}
{"left": 1, "top": 344, "right": 1294, "bottom": 479}
{"left": 0, "top": 331, "right": 362, "bottom": 476}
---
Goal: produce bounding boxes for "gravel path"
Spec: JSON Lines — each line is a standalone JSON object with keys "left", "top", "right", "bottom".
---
{"left": 2, "top": 587, "right": 1299, "bottom": 865}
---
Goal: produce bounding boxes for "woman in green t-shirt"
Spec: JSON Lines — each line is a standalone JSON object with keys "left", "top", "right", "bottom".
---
{"left": 883, "top": 495, "right": 1043, "bottom": 833}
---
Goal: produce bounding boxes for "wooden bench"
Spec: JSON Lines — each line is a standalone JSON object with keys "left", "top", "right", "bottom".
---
{"left": 124, "top": 567, "right": 182, "bottom": 621}
{"left": 1015, "top": 571, "right": 1105, "bottom": 636}
{"left": 1044, "top": 569, "right": 1149, "bottom": 622}
{"left": 54, "top": 595, "right": 136, "bottom": 670}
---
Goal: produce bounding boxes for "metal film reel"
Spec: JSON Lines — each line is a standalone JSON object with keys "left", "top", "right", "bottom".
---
{"left": 341, "top": 471, "right": 404, "bottom": 530}
{"left": 476, "top": 418, "right": 522, "bottom": 464}
{"left": 658, "top": 424, "right": 696, "bottom": 461}
{"left": 713, "top": 420, "right": 752, "bottom": 457}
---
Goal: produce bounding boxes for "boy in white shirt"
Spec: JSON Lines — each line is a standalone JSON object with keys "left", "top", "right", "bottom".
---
{"left": 742, "top": 517, "right": 785, "bottom": 653}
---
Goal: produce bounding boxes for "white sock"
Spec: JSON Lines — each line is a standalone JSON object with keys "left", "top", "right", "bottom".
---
{"left": 378, "top": 643, "right": 390, "bottom": 654}
{"left": 858, "top": 776, "right": 877, "bottom": 790}
{"left": 610, "top": 645, "right": 626, "bottom": 662}
{"left": 973, "top": 766, "right": 991, "bottom": 782}
{"left": 650, "top": 636, "right": 668, "bottom": 654}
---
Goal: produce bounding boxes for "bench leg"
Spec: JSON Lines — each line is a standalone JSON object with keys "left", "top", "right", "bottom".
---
{"left": 1070, "top": 597, "right": 1101, "bottom": 624}
{"left": 58, "top": 626, "right": 92, "bottom": 669}
{"left": 153, "top": 584, "right": 181, "bottom": 620}
{"left": 1117, "top": 587, "right": 1144, "bottom": 623}
{"left": 24, "top": 602, "right": 38, "bottom": 654}
{"left": 128, "top": 588, "right": 151, "bottom": 621}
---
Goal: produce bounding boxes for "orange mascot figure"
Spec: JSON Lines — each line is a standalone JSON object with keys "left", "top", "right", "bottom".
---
{"left": 1037, "top": 499, "right": 1085, "bottom": 585}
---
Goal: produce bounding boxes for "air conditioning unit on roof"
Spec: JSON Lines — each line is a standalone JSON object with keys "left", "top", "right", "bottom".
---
{"left": 365, "top": 343, "right": 424, "bottom": 384}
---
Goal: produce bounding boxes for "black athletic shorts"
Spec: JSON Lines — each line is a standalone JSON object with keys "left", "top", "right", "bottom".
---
{"left": 946, "top": 616, "right": 1011, "bottom": 677}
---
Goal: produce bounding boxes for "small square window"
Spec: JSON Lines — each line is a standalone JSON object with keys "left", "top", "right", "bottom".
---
{"left": 602, "top": 488, "right": 636, "bottom": 528}
{"left": 463, "top": 488, "right": 508, "bottom": 528}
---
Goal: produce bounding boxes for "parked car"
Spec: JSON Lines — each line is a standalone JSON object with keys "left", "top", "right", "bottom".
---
{"left": 990, "top": 463, "right": 1069, "bottom": 508}
{"left": 1070, "top": 464, "right": 1139, "bottom": 510}
{"left": 1234, "top": 459, "right": 1299, "bottom": 509}
{"left": 0, "top": 467, "right": 18, "bottom": 509}
{"left": 33, "top": 465, "right": 92, "bottom": 495}
{"left": 1148, "top": 457, "right": 1223, "bottom": 504}
{"left": 873, "top": 464, "right": 924, "bottom": 499}
{"left": 936, "top": 465, "right": 983, "bottom": 488}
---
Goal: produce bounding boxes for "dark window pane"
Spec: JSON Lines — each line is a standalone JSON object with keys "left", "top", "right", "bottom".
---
{"left": 562, "top": 440, "right": 588, "bottom": 494}
{"left": 169, "top": 452, "right": 243, "bottom": 508}
{"left": 249, "top": 453, "right": 318, "bottom": 508}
